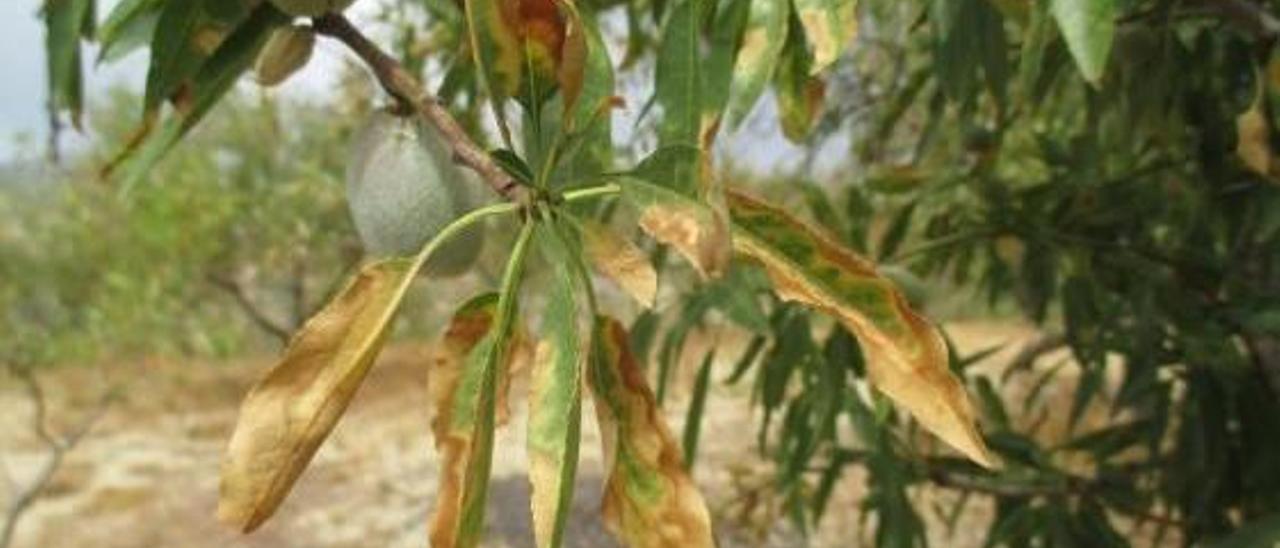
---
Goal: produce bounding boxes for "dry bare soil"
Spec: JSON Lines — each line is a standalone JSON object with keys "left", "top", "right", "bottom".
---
{"left": 2, "top": 321, "right": 1120, "bottom": 547}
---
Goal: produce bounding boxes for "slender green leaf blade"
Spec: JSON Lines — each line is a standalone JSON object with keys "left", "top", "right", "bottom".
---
{"left": 1049, "top": 0, "right": 1114, "bottom": 85}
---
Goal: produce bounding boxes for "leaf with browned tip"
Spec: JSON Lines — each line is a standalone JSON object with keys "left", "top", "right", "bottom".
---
{"left": 218, "top": 258, "right": 417, "bottom": 532}
{"left": 582, "top": 220, "right": 657, "bottom": 309}
{"left": 587, "top": 317, "right": 715, "bottom": 548}
{"left": 727, "top": 190, "right": 997, "bottom": 468}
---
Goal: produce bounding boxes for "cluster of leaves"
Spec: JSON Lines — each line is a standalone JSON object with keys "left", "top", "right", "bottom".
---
{"left": 33, "top": 0, "right": 1008, "bottom": 546}
{"left": 703, "top": 0, "right": 1280, "bottom": 545}
{"left": 45, "top": 0, "right": 1280, "bottom": 546}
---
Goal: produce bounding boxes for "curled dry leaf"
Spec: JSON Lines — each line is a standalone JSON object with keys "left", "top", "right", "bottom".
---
{"left": 582, "top": 220, "right": 658, "bottom": 309}
{"left": 527, "top": 223, "right": 591, "bottom": 548}
{"left": 219, "top": 258, "right": 417, "bottom": 532}
{"left": 587, "top": 317, "right": 715, "bottom": 548}
{"left": 727, "top": 190, "right": 997, "bottom": 468}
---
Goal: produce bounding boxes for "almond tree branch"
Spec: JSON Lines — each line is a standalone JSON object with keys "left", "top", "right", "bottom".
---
{"left": 1, "top": 367, "right": 112, "bottom": 548}
{"left": 311, "top": 13, "right": 527, "bottom": 204}
{"left": 207, "top": 273, "right": 292, "bottom": 344}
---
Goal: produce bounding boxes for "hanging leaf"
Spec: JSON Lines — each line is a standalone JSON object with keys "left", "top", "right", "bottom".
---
{"left": 111, "top": 4, "right": 289, "bottom": 187}
{"left": 556, "top": 0, "right": 614, "bottom": 133}
{"left": 465, "top": 0, "right": 525, "bottom": 100}
{"left": 430, "top": 224, "right": 534, "bottom": 548}
{"left": 582, "top": 219, "right": 658, "bottom": 308}
{"left": 727, "top": 190, "right": 997, "bottom": 467}
{"left": 1049, "top": 0, "right": 1114, "bottom": 86}
{"left": 774, "top": 21, "right": 826, "bottom": 142}
{"left": 43, "top": 0, "right": 94, "bottom": 128}
{"left": 682, "top": 349, "right": 715, "bottom": 468}
{"left": 587, "top": 317, "right": 715, "bottom": 548}
{"left": 703, "top": 0, "right": 751, "bottom": 120}
{"left": 97, "top": 0, "right": 162, "bottom": 64}
{"left": 726, "top": 0, "right": 790, "bottom": 128}
{"left": 219, "top": 258, "right": 418, "bottom": 532}
{"left": 655, "top": 0, "right": 703, "bottom": 145}
{"left": 793, "top": 0, "right": 857, "bottom": 74}
{"left": 527, "top": 222, "right": 592, "bottom": 548}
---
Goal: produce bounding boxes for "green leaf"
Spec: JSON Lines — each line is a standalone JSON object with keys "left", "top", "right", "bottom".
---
{"left": 490, "top": 148, "right": 537, "bottom": 185}
{"left": 704, "top": 0, "right": 751, "bottom": 119}
{"left": 527, "top": 221, "right": 590, "bottom": 548}
{"left": 1049, "top": 0, "right": 1114, "bottom": 85}
{"left": 655, "top": 0, "right": 703, "bottom": 146}
{"left": 116, "top": 4, "right": 289, "bottom": 188}
{"left": 631, "top": 144, "right": 702, "bottom": 196}
{"left": 430, "top": 223, "right": 535, "bottom": 548}
{"left": 727, "top": 190, "right": 996, "bottom": 467}
{"left": 97, "top": 0, "right": 162, "bottom": 64}
{"left": 44, "top": 0, "right": 94, "bottom": 127}
{"left": 682, "top": 349, "right": 715, "bottom": 468}
{"left": 219, "top": 259, "right": 419, "bottom": 532}
{"left": 726, "top": 0, "right": 790, "bottom": 127}
{"left": 587, "top": 317, "right": 715, "bottom": 547}
{"left": 774, "top": 19, "right": 826, "bottom": 142}
{"left": 793, "top": 0, "right": 857, "bottom": 74}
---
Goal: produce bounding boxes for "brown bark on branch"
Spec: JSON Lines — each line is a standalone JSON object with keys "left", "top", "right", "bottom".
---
{"left": 311, "top": 14, "right": 527, "bottom": 204}
{"left": 207, "top": 273, "right": 292, "bottom": 344}
{"left": 1, "top": 367, "right": 111, "bottom": 548}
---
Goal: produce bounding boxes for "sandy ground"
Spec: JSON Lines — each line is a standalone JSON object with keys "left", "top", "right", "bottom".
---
{"left": 0, "top": 320, "right": 1086, "bottom": 548}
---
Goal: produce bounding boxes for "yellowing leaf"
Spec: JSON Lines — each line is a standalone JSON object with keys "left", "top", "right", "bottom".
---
{"left": 465, "top": 0, "right": 524, "bottom": 100}
{"left": 727, "top": 191, "right": 997, "bottom": 468}
{"left": 218, "top": 258, "right": 417, "bottom": 532}
{"left": 583, "top": 220, "right": 657, "bottom": 308}
{"left": 1237, "top": 95, "right": 1274, "bottom": 179}
{"left": 794, "top": 0, "right": 857, "bottom": 75}
{"left": 623, "top": 178, "right": 731, "bottom": 280}
{"left": 527, "top": 223, "right": 591, "bottom": 548}
{"left": 587, "top": 317, "right": 715, "bottom": 548}
{"left": 430, "top": 223, "right": 534, "bottom": 548}
{"left": 726, "top": 0, "right": 790, "bottom": 128}
{"left": 429, "top": 294, "right": 500, "bottom": 548}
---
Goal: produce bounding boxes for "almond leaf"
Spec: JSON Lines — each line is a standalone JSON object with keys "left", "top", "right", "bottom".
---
{"left": 582, "top": 219, "right": 657, "bottom": 308}
{"left": 587, "top": 317, "right": 715, "bottom": 548}
{"left": 727, "top": 190, "right": 997, "bottom": 468}
{"left": 527, "top": 222, "right": 591, "bottom": 548}
{"left": 218, "top": 258, "right": 417, "bottom": 532}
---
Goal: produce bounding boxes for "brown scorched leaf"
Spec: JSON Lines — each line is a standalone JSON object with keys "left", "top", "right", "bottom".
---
{"left": 587, "top": 317, "right": 715, "bottom": 548}
{"left": 727, "top": 190, "right": 996, "bottom": 468}
{"left": 219, "top": 258, "right": 417, "bottom": 532}
{"left": 622, "top": 178, "right": 731, "bottom": 280}
{"left": 582, "top": 219, "right": 658, "bottom": 309}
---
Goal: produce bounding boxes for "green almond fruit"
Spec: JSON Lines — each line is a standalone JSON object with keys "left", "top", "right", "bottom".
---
{"left": 268, "top": 0, "right": 357, "bottom": 17}
{"left": 254, "top": 26, "right": 315, "bottom": 87}
{"left": 346, "top": 109, "right": 488, "bottom": 276}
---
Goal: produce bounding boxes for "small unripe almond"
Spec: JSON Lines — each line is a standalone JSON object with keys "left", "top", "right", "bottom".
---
{"left": 268, "top": 0, "right": 357, "bottom": 17}
{"left": 254, "top": 26, "right": 315, "bottom": 87}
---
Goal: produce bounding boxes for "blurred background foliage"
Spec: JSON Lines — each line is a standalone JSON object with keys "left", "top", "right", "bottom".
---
{"left": 7, "top": 0, "right": 1280, "bottom": 546}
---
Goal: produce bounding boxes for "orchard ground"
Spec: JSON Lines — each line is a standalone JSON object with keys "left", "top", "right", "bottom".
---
{"left": 1, "top": 320, "right": 1152, "bottom": 547}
